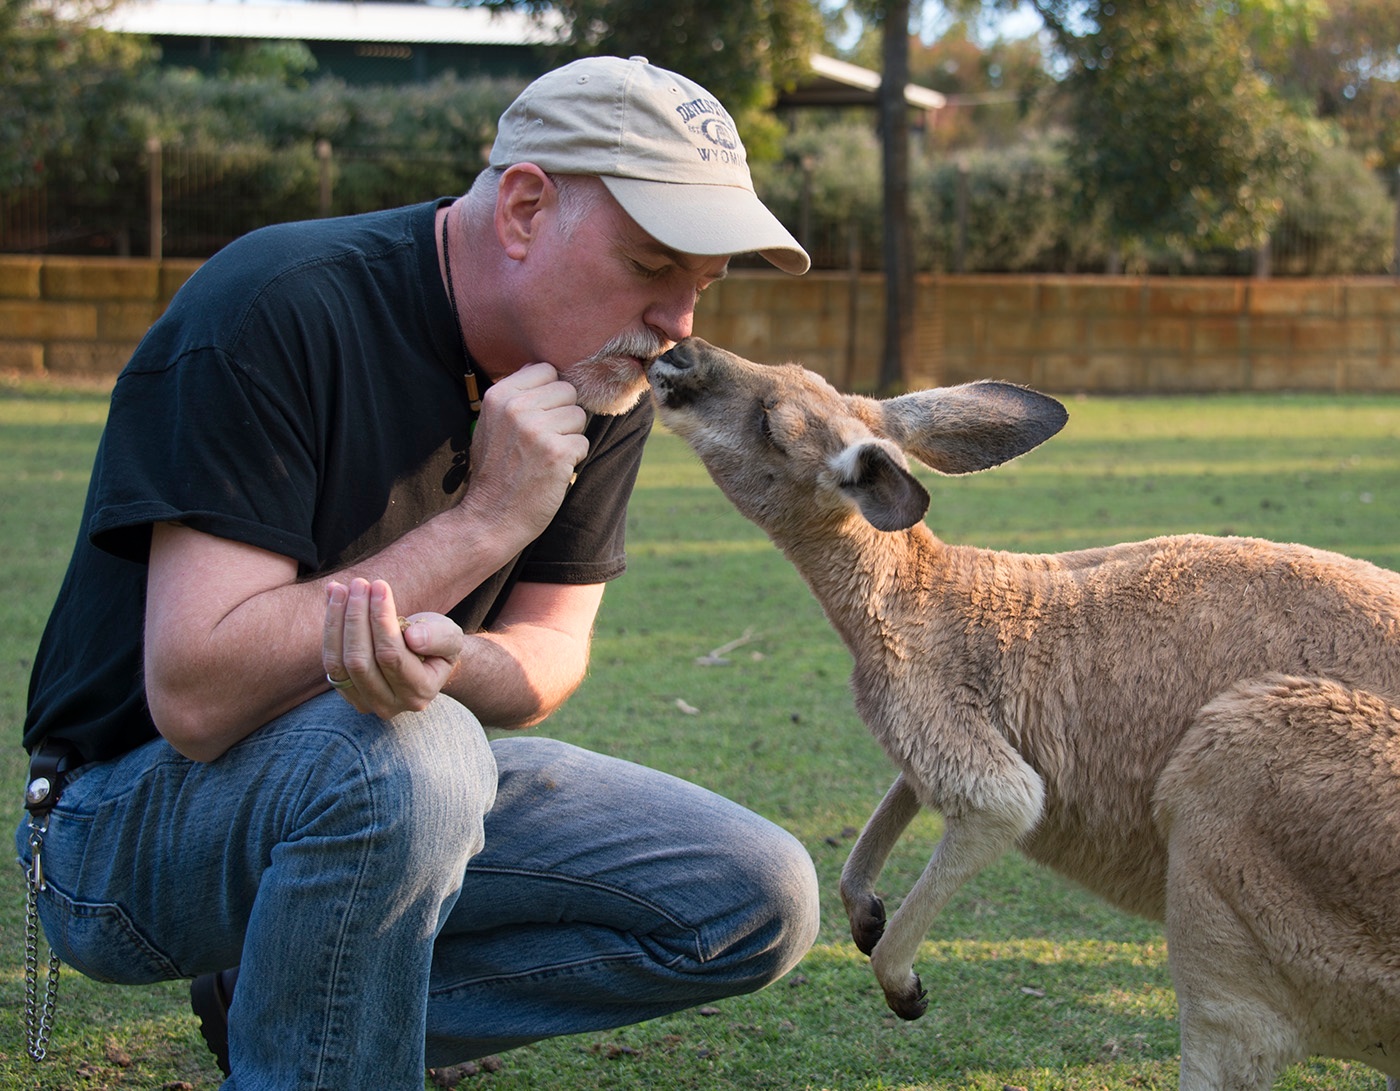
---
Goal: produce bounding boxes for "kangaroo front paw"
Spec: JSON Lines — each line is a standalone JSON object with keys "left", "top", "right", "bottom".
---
{"left": 848, "top": 894, "right": 886, "bottom": 956}
{"left": 885, "top": 973, "right": 929, "bottom": 1021}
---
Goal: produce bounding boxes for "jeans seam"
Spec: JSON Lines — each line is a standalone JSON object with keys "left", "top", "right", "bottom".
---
{"left": 427, "top": 949, "right": 665, "bottom": 997}
{"left": 302, "top": 745, "right": 378, "bottom": 1089}
{"left": 459, "top": 863, "right": 712, "bottom": 963}
{"left": 28, "top": 870, "right": 183, "bottom": 982}
{"left": 465, "top": 864, "right": 698, "bottom": 930}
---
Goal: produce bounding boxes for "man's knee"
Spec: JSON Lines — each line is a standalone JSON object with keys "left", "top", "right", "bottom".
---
{"left": 293, "top": 694, "right": 498, "bottom": 874}
{"left": 737, "top": 826, "right": 820, "bottom": 987}
{"left": 377, "top": 697, "right": 499, "bottom": 857}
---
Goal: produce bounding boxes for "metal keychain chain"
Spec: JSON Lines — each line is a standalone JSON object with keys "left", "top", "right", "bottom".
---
{"left": 24, "top": 812, "right": 60, "bottom": 1061}
{"left": 21, "top": 743, "right": 74, "bottom": 1064}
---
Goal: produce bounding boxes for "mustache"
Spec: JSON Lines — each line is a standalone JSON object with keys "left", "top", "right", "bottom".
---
{"left": 585, "top": 329, "right": 667, "bottom": 365}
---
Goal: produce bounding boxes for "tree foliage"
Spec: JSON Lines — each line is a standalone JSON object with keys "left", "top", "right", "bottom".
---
{"left": 874, "top": 0, "right": 1396, "bottom": 253}
{"left": 755, "top": 116, "right": 1392, "bottom": 275}
{"left": 908, "top": 24, "right": 1058, "bottom": 150}
{"left": 0, "top": 0, "right": 522, "bottom": 253}
{"left": 482, "top": 0, "right": 824, "bottom": 157}
{"left": 1269, "top": 0, "right": 1400, "bottom": 171}
{"left": 0, "top": 0, "right": 151, "bottom": 189}
{"left": 3, "top": 0, "right": 1391, "bottom": 271}
{"left": 1027, "top": 0, "right": 1305, "bottom": 251}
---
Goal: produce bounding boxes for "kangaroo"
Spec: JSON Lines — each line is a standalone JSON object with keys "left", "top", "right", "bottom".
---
{"left": 648, "top": 336, "right": 1400, "bottom": 1091}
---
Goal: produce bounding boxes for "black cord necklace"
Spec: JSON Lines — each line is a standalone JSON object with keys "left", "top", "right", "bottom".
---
{"left": 441, "top": 206, "right": 483, "bottom": 416}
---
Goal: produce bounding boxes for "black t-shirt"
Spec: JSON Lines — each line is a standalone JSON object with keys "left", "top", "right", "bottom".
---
{"left": 24, "top": 200, "right": 653, "bottom": 763}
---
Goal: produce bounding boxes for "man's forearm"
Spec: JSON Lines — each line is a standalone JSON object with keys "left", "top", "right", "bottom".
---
{"left": 447, "top": 622, "right": 591, "bottom": 730}
{"left": 144, "top": 504, "right": 528, "bottom": 761}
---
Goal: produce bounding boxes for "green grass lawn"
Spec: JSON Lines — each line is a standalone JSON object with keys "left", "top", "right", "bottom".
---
{"left": 2, "top": 377, "right": 1398, "bottom": 1090}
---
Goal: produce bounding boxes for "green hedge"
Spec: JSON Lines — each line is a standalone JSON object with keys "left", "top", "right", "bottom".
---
{"left": 5, "top": 62, "right": 1396, "bottom": 274}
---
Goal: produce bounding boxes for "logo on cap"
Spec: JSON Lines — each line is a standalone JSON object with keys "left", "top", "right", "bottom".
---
{"left": 675, "top": 96, "right": 725, "bottom": 123}
{"left": 700, "top": 118, "right": 738, "bottom": 151}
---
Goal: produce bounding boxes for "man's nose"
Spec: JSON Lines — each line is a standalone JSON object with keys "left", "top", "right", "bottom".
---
{"left": 645, "top": 289, "right": 698, "bottom": 346}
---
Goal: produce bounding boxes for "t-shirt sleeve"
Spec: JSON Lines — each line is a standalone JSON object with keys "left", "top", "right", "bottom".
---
{"left": 87, "top": 342, "right": 320, "bottom": 569}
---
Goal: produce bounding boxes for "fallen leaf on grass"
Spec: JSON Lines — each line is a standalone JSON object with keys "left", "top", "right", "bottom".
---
{"left": 695, "top": 628, "right": 760, "bottom": 666}
{"left": 427, "top": 1055, "right": 504, "bottom": 1087}
{"left": 823, "top": 826, "right": 859, "bottom": 847}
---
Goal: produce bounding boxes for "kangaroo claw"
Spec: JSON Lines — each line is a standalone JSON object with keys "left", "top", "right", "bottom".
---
{"left": 887, "top": 973, "right": 929, "bottom": 1021}
{"left": 849, "top": 893, "right": 887, "bottom": 956}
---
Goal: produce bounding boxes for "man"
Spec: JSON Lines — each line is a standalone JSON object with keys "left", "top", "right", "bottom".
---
{"left": 18, "top": 56, "right": 819, "bottom": 1088}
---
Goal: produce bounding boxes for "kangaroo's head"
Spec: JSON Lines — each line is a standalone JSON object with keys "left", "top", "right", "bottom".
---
{"left": 649, "top": 337, "right": 1068, "bottom": 540}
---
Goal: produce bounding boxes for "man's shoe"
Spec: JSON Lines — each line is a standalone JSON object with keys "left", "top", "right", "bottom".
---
{"left": 190, "top": 967, "right": 238, "bottom": 1077}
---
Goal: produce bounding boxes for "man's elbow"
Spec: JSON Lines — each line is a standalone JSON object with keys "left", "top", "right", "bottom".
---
{"left": 486, "top": 686, "right": 574, "bottom": 731}
{"left": 481, "top": 658, "right": 587, "bottom": 731}
{"left": 146, "top": 684, "right": 232, "bottom": 763}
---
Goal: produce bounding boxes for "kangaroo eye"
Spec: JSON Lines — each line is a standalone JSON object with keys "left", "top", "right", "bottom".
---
{"left": 758, "top": 403, "right": 778, "bottom": 447}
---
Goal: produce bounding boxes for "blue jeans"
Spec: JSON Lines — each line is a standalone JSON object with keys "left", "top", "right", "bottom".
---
{"left": 15, "top": 693, "right": 820, "bottom": 1089}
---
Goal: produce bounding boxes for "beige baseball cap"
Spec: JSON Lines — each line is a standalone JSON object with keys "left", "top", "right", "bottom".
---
{"left": 489, "top": 55, "right": 810, "bottom": 275}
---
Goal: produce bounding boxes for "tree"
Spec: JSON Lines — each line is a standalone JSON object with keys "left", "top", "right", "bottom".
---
{"left": 824, "top": 0, "right": 924, "bottom": 389}
{"left": 906, "top": 22, "right": 1057, "bottom": 151}
{"left": 1024, "top": 0, "right": 1304, "bottom": 255}
{"left": 877, "top": 0, "right": 914, "bottom": 391}
{"left": 0, "top": 0, "right": 151, "bottom": 190}
{"left": 1271, "top": 0, "right": 1400, "bottom": 171}
{"left": 841, "top": 12, "right": 1056, "bottom": 151}
{"left": 482, "top": 0, "right": 824, "bottom": 157}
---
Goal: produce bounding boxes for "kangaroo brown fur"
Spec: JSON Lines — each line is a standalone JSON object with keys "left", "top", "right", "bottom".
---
{"left": 649, "top": 336, "right": 1400, "bottom": 1091}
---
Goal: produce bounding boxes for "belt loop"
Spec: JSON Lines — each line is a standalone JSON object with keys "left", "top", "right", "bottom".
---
{"left": 25, "top": 737, "right": 79, "bottom": 822}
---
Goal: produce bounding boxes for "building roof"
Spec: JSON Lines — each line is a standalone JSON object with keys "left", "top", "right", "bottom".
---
{"left": 97, "top": 0, "right": 564, "bottom": 45}
{"left": 780, "top": 53, "right": 946, "bottom": 112}
{"left": 93, "top": 2, "right": 943, "bottom": 113}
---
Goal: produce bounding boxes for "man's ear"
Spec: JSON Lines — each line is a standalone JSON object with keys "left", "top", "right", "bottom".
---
{"left": 496, "top": 164, "right": 552, "bottom": 259}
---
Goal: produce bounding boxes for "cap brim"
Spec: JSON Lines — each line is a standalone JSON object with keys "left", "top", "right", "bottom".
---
{"left": 601, "top": 176, "right": 810, "bottom": 276}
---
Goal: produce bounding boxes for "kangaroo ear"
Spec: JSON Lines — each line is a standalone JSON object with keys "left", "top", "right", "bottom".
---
{"left": 830, "top": 441, "right": 931, "bottom": 531}
{"left": 880, "top": 381, "right": 1067, "bottom": 475}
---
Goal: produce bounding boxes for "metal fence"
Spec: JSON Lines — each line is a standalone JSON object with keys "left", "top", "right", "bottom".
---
{"left": 3, "top": 141, "right": 1397, "bottom": 276}
{"left": 0, "top": 140, "right": 476, "bottom": 260}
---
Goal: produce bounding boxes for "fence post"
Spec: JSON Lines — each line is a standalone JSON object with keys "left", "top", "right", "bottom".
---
{"left": 1393, "top": 168, "right": 1399, "bottom": 278}
{"left": 146, "top": 136, "right": 162, "bottom": 261}
{"left": 798, "top": 154, "right": 814, "bottom": 250}
{"left": 317, "top": 139, "right": 333, "bottom": 218}
{"left": 843, "top": 217, "right": 860, "bottom": 390}
{"left": 953, "top": 159, "right": 969, "bottom": 274}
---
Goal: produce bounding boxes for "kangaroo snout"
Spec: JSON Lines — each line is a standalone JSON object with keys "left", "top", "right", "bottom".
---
{"left": 656, "top": 336, "right": 706, "bottom": 371}
{"left": 650, "top": 337, "right": 730, "bottom": 410}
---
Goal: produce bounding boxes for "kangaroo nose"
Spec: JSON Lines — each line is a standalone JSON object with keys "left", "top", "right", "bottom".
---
{"left": 659, "top": 336, "right": 704, "bottom": 370}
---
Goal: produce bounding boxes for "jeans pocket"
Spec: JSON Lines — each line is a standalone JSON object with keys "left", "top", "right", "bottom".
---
{"left": 37, "top": 879, "right": 180, "bottom": 985}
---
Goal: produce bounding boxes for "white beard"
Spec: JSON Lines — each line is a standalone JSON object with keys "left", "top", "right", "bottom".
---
{"left": 562, "top": 330, "right": 665, "bottom": 416}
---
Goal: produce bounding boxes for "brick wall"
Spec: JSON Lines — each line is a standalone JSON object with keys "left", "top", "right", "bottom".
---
{"left": 695, "top": 272, "right": 1400, "bottom": 393}
{"left": 0, "top": 256, "right": 201, "bottom": 379}
{"left": 4, "top": 255, "right": 1398, "bottom": 393}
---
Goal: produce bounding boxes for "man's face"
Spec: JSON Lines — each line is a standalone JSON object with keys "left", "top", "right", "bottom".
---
{"left": 524, "top": 180, "right": 730, "bottom": 416}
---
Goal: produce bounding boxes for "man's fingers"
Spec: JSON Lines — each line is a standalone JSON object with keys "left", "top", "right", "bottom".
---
{"left": 322, "top": 581, "right": 349, "bottom": 679}
{"left": 369, "top": 580, "right": 416, "bottom": 674}
{"left": 402, "top": 613, "right": 466, "bottom": 663}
